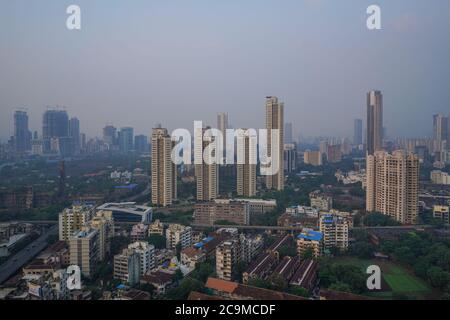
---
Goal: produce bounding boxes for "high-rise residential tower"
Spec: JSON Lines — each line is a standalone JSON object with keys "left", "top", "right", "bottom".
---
{"left": 284, "top": 122, "right": 293, "bottom": 144}
{"left": 265, "top": 96, "right": 284, "bottom": 190}
{"left": 353, "top": 118, "right": 363, "bottom": 146}
{"left": 13, "top": 110, "right": 31, "bottom": 153}
{"left": 433, "top": 114, "right": 448, "bottom": 151}
{"left": 217, "top": 112, "right": 229, "bottom": 160}
{"left": 151, "top": 127, "right": 177, "bottom": 207}
{"left": 195, "top": 126, "right": 219, "bottom": 201}
{"left": 42, "top": 109, "right": 69, "bottom": 153}
{"left": 366, "top": 150, "right": 419, "bottom": 224}
{"left": 366, "top": 91, "right": 383, "bottom": 155}
{"left": 236, "top": 129, "right": 257, "bottom": 197}
{"left": 69, "top": 117, "right": 80, "bottom": 155}
{"left": 118, "top": 127, "right": 134, "bottom": 153}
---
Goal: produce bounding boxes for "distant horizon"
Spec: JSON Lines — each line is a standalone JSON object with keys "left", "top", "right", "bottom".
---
{"left": 1, "top": 0, "right": 450, "bottom": 141}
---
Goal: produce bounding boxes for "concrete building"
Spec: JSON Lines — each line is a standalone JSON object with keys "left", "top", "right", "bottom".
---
{"left": 216, "top": 239, "right": 241, "bottom": 281}
{"left": 89, "top": 210, "right": 114, "bottom": 261}
{"left": 128, "top": 241, "right": 156, "bottom": 275}
{"left": 151, "top": 127, "right": 177, "bottom": 207}
{"left": 309, "top": 190, "right": 333, "bottom": 211}
{"left": 366, "top": 90, "right": 383, "bottom": 155}
{"left": 130, "top": 223, "right": 149, "bottom": 242}
{"left": 303, "top": 150, "right": 322, "bottom": 166}
{"left": 319, "top": 214, "right": 349, "bottom": 251}
{"left": 433, "top": 205, "right": 450, "bottom": 224}
{"left": 148, "top": 219, "right": 164, "bottom": 236}
{"left": 433, "top": 114, "right": 448, "bottom": 151}
{"left": 113, "top": 248, "right": 141, "bottom": 286}
{"left": 327, "top": 144, "right": 342, "bottom": 163}
{"left": 354, "top": 118, "right": 363, "bottom": 146}
{"left": 96, "top": 202, "right": 152, "bottom": 223}
{"left": 165, "top": 224, "right": 192, "bottom": 250}
{"left": 284, "top": 143, "right": 297, "bottom": 173}
{"left": 217, "top": 112, "right": 229, "bottom": 161}
{"left": 59, "top": 205, "right": 93, "bottom": 241}
{"left": 13, "top": 110, "right": 31, "bottom": 153}
{"left": 195, "top": 126, "right": 219, "bottom": 201}
{"left": 236, "top": 129, "right": 257, "bottom": 197}
{"left": 430, "top": 170, "right": 450, "bottom": 185}
{"left": 69, "top": 228, "right": 99, "bottom": 278}
{"left": 193, "top": 200, "right": 250, "bottom": 226}
{"left": 233, "top": 198, "right": 277, "bottom": 216}
{"left": 366, "top": 150, "right": 419, "bottom": 224}
{"left": 118, "top": 127, "right": 134, "bottom": 153}
{"left": 297, "top": 229, "right": 323, "bottom": 258}
{"left": 265, "top": 96, "right": 284, "bottom": 190}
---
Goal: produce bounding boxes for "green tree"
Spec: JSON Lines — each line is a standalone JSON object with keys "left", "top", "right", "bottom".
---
{"left": 147, "top": 235, "right": 167, "bottom": 249}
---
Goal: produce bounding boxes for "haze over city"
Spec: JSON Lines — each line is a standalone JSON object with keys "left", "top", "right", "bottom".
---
{"left": 1, "top": 0, "right": 450, "bottom": 140}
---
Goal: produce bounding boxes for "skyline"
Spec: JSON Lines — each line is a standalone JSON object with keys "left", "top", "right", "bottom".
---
{"left": 1, "top": 0, "right": 450, "bottom": 140}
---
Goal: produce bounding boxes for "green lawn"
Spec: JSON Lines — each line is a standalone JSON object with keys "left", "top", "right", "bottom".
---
{"left": 333, "top": 257, "right": 434, "bottom": 299}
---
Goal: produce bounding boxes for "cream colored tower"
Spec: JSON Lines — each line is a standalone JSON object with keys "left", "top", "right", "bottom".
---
{"left": 366, "top": 150, "right": 419, "bottom": 224}
{"left": 195, "top": 127, "right": 219, "bottom": 201}
{"left": 236, "top": 129, "right": 257, "bottom": 197}
{"left": 265, "top": 96, "right": 284, "bottom": 190}
{"left": 151, "top": 127, "right": 177, "bottom": 207}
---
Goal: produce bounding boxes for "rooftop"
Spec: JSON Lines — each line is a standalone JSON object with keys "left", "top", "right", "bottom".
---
{"left": 297, "top": 230, "right": 323, "bottom": 241}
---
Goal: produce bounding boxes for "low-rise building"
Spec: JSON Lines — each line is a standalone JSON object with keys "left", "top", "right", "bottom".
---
{"left": 131, "top": 223, "right": 149, "bottom": 242}
{"left": 166, "top": 224, "right": 192, "bottom": 250}
{"left": 319, "top": 214, "right": 349, "bottom": 251}
{"left": 216, "top": 239, "right": 241, "bottom": 281}
{"left": 433, "top": 205, "right": 450, "bottom": 224}
{"left": 113, "top": 248, "right": 141, "bottom": 286}
{"left": 148, "top": 219, "right": 164, "bottom": 236}
{"left": 128, "top": 241, "right": 156, "bottom": 275}
{"left": 194, "top": 200, "right": 250, "bottom": 226}
{"left": 309, "top": 190, "right": 333, "bottom": 211}
{"left": 69, "top": 228, "right": 99, "bottom": 278}
{"left": 297, "top": 229, "right": 323, "bottom": 258}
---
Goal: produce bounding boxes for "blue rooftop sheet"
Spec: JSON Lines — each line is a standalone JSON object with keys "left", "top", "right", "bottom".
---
{"left": 297, "top": 230, "right": 323, "bottom": 241}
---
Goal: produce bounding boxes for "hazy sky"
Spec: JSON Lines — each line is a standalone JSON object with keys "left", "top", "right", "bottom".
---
{"left": 1, "top": 0, "right": 450, "bottom": 141}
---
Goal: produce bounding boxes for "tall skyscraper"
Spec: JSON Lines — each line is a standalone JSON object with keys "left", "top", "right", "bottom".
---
{"left": 195, "top": 127, "right": 219, "bottom": 201}
{"left": 236, "top": 130, "right": 257, "bottom": 197}
{"left": 284, "top": 143, "right": 297, "bottom": 173}
{"left": 265, "top": 96, "right": 284, "bottom": 190}
{"left": 217, "top": 112, "right": 229, "bottom": 160}
{"left": 284, "top": 122, "right": 293, "bottom": 144}
{"left": 118, "top": 127, "right": 134, "bottom": 153}
{"left": 135, "top": 134, "right": 149, "bottom": 154}
{"left": 13, "top": 110, "right": 31, "bottom": 152}
{"left": 42, "top": 109, "right": 69, "bottom": 154}
{"left": 433, "top": 114, "right": 448, "bottom": 151}
{"left": 151, "top": 127, "right": 177, "bottom": 207}
{"left": 353, "top": 118, "right": 363, "bottom": 146}
{"left": 103, "top": 125, "right": 117, "bottom": 146}
{"left": 69, "top": 117, "right": 80, "bottom": 155}
{"left": 43, "top": 109, "right": 69, "bottom": 139}
{"left": 366, "top": 90, "right": 383, "bottom": 155}
{"left": 366, "top": 150, "right": 419, "bottom": 224}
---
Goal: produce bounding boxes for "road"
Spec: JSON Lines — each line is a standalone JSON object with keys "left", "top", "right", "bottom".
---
{"left": 0, "top": 225, "right": 58, "bottom": 284}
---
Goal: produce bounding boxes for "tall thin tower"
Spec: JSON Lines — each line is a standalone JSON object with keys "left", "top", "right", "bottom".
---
{"left": 265, "top": 96, "right": 284, "bottom": 190}
{"left": 151, "top": 127, "right": 177, "bottom": 207}
{"left": 366, "top": 90, "right": 383, "bottom": 155}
